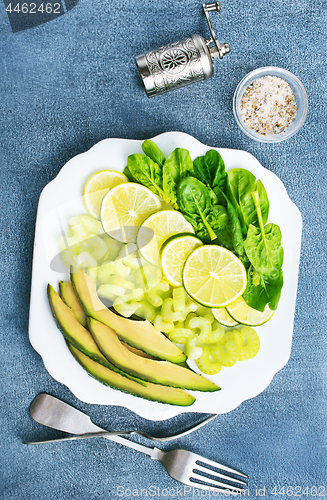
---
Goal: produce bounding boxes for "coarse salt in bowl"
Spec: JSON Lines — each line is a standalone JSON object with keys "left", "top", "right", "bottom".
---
{"left": 233, "top": 67, "right": 308, "bottom": 143}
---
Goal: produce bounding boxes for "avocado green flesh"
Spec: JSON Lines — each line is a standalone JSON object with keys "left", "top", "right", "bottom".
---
{"left": 68, "top": 343, "right": 196, "bottom": 407}
{"left": 70, "top": 268, "right": 186, "bottom": 364}
{"left": 89, "top": 318, "right": 220, "bottom": 392}
{"left": 59, "top": 280, "right": 156, "bottom": 360}
{"left": 47, "top": 284, "right": 146, "bottom": 385}
{"left": 59, "top": 281, "right": 88, "bottom": 328}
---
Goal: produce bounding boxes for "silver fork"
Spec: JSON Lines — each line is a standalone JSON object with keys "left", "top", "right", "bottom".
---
{"left": 24, "top": 394, "right": 248, "bottom": 494}
{"left": 25, "top": 394, "right": 218, "bottom": 443}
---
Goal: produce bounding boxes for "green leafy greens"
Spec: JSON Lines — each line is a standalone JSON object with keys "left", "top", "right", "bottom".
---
{"left": 124, "top": 139, "right": 284, "bottom": 312}
{"left": 162, "top": 148, "right": 194, "bottom": 209}
{"left": 177, "top": 177, "right": 228, "bottom": 241}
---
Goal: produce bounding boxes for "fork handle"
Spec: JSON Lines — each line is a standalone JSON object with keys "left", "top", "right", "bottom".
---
{"left": 25, "top": 429, "right": 162, "bottom": 459}
{"left": 101, "top": 434, "right": 162, "bottom": 459}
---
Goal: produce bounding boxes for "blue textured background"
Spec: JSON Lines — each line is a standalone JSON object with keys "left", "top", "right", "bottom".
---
{"left": 0, "top": 0, "right": 326, "bottom": 498}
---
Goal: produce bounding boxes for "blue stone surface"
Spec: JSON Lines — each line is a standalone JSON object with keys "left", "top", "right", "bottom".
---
{"left": 0, "top": 0, "right": 326, "bottom": 498}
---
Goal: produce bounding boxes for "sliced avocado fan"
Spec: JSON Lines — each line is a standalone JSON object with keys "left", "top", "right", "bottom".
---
{"left": 70, "top": 267, "right": 187, "bottom": 364}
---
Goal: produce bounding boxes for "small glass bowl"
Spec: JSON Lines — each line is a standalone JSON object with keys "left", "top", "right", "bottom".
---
{"left": 233, "top": 67, "right": 308, "bottom": 143}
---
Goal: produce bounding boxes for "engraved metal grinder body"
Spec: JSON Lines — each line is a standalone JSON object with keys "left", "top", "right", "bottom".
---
{"left": 135, "top": 2, "right": 230, "bottom": 97}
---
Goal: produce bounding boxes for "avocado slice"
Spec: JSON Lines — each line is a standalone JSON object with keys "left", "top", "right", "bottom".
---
{"left": 48, "top": 284, "right": 111, "bottom": 368}
{"left": 48, "top": 284, "right": 146, "bottom": 385}
{"left": 70, "top": 268, "right": 186, "bottom": 364}
{"left": 89, "top": 317, "right": 220, "bottom": 392}
{"left": 59, "top": 281, "right": 88, "bottom": 328}
{"left": 68, "top": 343, "right": 196, "bottom": 407}
{"left": 59, "top": 280, "right": 158, "bottom": 361}
{"left": 48, "top": 283, "right": 195, "bottom": 406}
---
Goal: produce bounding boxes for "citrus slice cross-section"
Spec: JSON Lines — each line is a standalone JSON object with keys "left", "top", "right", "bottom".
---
{"left": 161, "top": 234, "right": 203, "bottom": 287}
{"left": 137, "top": 210, "right": 194, "bottom": 266}
{"left": 212, "top": 307, "right": 239, "bottom": 327}
{"left": 226, "top": 296, "right": 274, "bottom": 326}
{"left": 100, "top": 183, "right": 161, "bottom": 243}
{"left": 83, "top": 170, "right": 128, "bottom": 219}
{"left": 182, "top": 245, "right": 247, "bottom": 308}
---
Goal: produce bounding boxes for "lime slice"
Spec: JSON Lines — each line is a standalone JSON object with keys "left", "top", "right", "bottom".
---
{"left": 212, "top": 307, "right": 239, "bottom": 327}
{"left": 182, "top": 245, "right": 247, "bottom": 308}
{"left": 226, "top": 296, "right": 274, "bottom": 326}
{"left": 83, "top": 170, "right": 128, "bottom": 219}
{"left": 137, "top": 210, "right": 194, "bottom": 266}
{"left": 161, "top": 234, "right": 203, "bottom": 286}
{"left": 100, "top": 183, "right": 161, "bottom": 243}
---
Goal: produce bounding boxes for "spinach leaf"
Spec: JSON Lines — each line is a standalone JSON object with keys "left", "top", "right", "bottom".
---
{"left": 127, "top": 153, "right": 171, "bottom": 205}
{"left": 123, "top": 166, "right": 136, "bottom": 182}
{"left": 243, "top": 266, "right": 283, "bottom": 312}
{"left": 244, "top": 191, "right": 283, "bottom": 275}
{"left": 162, "top": 148, "right": 194, "bottom": 209}
{"left": 193, "top": 149, "right": 226, "bottom": 189}
{"left": 142, "top": 139, "right": 166, "bottom": 168}
{"left": 228, "top": 169, "right": 269, "bottom": 229}
{"left": 212, "top": 186, "right": 245, "bottom": 259}
{"left": 177, "top": 177, "right": 228, "bottom": 241}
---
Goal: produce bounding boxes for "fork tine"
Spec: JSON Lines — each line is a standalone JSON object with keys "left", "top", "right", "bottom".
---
{"left": 193, "top": 464, "right": 247, "bottom": 485}
{"left": 196, "top": 457, "right": 248, "bottom": 478}
{"left": 191, "top": 471, "right": 245, "bottom": 494}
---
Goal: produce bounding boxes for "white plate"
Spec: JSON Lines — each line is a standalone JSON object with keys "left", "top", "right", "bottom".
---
{"left": 29, "top": 131, "right": 302, "bottom": 421}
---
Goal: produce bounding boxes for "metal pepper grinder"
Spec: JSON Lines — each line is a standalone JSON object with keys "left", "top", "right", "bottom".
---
{"left": 135, "top": 2, "right": 230, "bottom": 97}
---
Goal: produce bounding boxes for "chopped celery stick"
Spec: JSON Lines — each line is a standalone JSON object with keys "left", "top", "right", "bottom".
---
{"left": 103, "top": 237, "right": 121, "bottom": 261}
{"left": 97, "top": 261, "right": 130, "bottom": 284}
{"left": 110, "top": 275, "right": 135, "bottom": 290}
{"left": 59, "top": 222, "right": 88, "bottom": 248}
{"left": 146, "top": 279, "right": 170, "bottom": 308}
{"left": 73, "top": 251, "right": 97, "bottom": 270}
{"left": 161, "top": 298, "right": 183, "bottom": 323}
{"left": 239, "top": 327, "right": 260, "bottom": 360}
{"left": 217, "top": 330, "right": 243, "bottom": 350}
{"left": 134, "top": 300, "right": 157, "bottom": 323}
{"left": 180, "top": 299, "right": 198, "bottom": 320}
{"left": 185, "top": 338, "right": 202, "bottom": 360}
{"left": 189, "top": 316, "right": 212, "bottom": 344}
{"left": 117, "top": 288, "right": 145, "bottom": 303}
{"left": 196, "top": 348, "right": 221, "bottom": 375}
{"left": 113, "top": 300, "right": 141, "bottom": 318}
{"left": 97, "top": 284, "right": 125, "bottom": 301}
{"left": 133, "top": 265, "right": 162, "bottom": 290}
{"left": 60, "top": 245, "right": 79, "bottom": 269}
{"left": 172, "top": 287, "right": 186, "bottom": 312}
{"left": 69, "top": 215, "right": 103, "bottom": 235}
{"left": 168, "top": 328, "right": 195, "bottom": 344}
{"left": 85, "top": 236, "right": 107, "bottom": 260}
{"left": 203, "top": 312, "right": 215, "bottom": 324}
{"left": 154, "top": 315, "right": 174, "bottom": 333}
{"left": 184, "top": 313, "right": 197, "bottom": 329}
{"left": 210, "top": 339, "right": 240, "bottom": 367}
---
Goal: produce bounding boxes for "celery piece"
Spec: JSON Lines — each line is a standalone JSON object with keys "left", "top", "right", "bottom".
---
{"left": 196, "top": 348, "right": 222, "bottom": 375}
{"left": 189, "top": 316, "right": 213, "bottom": 344}
{"left": 161, "top": 298, "right": 183, "bottom": 323}
{"left": 154, "top": 315, "right": 174, "bottom": 333}
{"left": 73, "top": 251, "right": 97, "bottom": 270}
{"left": 239, "top": 327, "right": 260, "bottom": 360}
{"left": 134, "top": 300, "right": 157, "bottom": 323}
{"left": 210, "top": 340, "right": 240, "bottom": 367}
{"left": 146, "top": 279, "right": 170, "bottom": 308}
{"left": 172, "top": 287, "right": 187, "bottom": 312}
{"left": 185, "top": 338, "right": 202, "bottom": 360}
{"left": 168, "top": 328, "right": 195, "bottom": 344}
{"left": 97, "top": 284, "right": 125, "bottom": 302}
{"left": 113, "top": 300, "right": 141, "bottom": 318}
